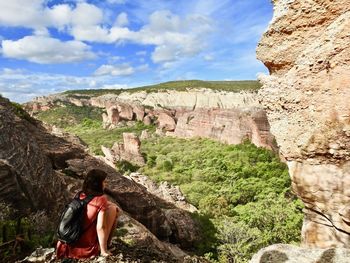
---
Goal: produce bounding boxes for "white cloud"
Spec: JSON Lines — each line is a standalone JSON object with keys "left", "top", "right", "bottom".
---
{"left": 115, "top": 12, "right": 129, "bottom": 27}
{"left": 136, "top": 51, "right": 147, "bottom": 56}
{"left": 72, "top": 10, "right": 213, "bottom": 65}
{"left": 0, "top": 69, "right": 130, "bottom": 102}
{"left": 1, "top": 36, "right": 96, "bottom": 64}
{"left": 71, "top": 25, "right": 112, "bottom": 43}
{"left": 109, "top": 56, "right": 124, "bottom": 62}
{"left": 107, "top": 0, "right": 126, "bottom": 4}
{"left": 0, "top": 1, "right": 213, "bottom": 66}
{"left": 0, "top": 0, "right": 46, "bottom": 28}
{"left": 94, "top": 64, "right": 134, "bottom": 76}
{"left": 0, "top": 1, "right": 103, "bottom": 31}
{"left": 33, "top": 27, "right": 50, "bottom": 36}
{"left": 203, "top": 54, "right": 214, "bottom": 61}
{"left": 71, "top": 3, "right": 103, "bottom": 26}
{"left": 101, "top": 83, "right": 129, "bottom": 89}
{"left": 137, "top": 64, "right": 149, "bottom": 72}
{"left": 47, "top": 4, "right": 73, "bottom": 29}
{"left": 152, "top": 45, "right": 177, "bottom": 63}
{"left": 1, "top": 68, "right": 25, "bottom": 75}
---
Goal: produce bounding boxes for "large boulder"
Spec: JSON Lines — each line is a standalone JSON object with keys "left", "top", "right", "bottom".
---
{"left": 117, "top": 102, "right": 134, "bottom": 121}
{"left": 157, "top": 112, "right": 177, "bottom": 132}
{"left": 103, "top": 103, "right": 135, "bottom": 129}
{"left": 257, "top": 0, "right": 350, "bottom": 247}
{"left": 132, "top": 104, "right": 145, "bottom": 121}
{"left": 143, "top": 115, "right": 152, "bottom": 125}
{"left": 105, "top": 106, "right": 120, "bottom": 128}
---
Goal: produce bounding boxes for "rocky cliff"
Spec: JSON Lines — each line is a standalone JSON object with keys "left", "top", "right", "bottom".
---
{"left": 25, "top": 88, "right": 277, "bottom": 150}
{"left": 27, "top": 89, "right": 259, "bottom": 111}
{"left": 257, "top": 0, "right": 350, "bottom": 248}
{"left": 174, "top": 107, "right": 275, "bottom": 150}
{"left": 0, "top": 96, "right": 204, "bottom": 261}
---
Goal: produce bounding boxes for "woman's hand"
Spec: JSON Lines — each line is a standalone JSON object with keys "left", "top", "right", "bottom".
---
{"left": 100, "top": 250, "right": 112, "bottom": 257}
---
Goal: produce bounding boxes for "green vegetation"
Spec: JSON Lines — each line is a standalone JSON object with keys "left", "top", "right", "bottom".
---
{"left": 63, "top": 80, "right": 261, "bottom": 97}
{"left": 139, "top": 137, "right": 303, "bottom": 262}
{"left": 35, "top": 103, "right": 302, "bottom": 262}
{"left": 64, "top": 120, "right": 155, "bottom": 155}
{"left": 36, "top": 104, "right": 103, "bottom": 128}
{"left": 36, "top": 105, "right": 155, "bottom": 155}
{"left": 0, "top": 207, "right": 55, "bottom": 262}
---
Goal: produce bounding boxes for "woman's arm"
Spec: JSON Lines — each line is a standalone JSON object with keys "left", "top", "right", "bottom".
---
{"left": 96, "top": 210, "right": 110, "bottom": 256}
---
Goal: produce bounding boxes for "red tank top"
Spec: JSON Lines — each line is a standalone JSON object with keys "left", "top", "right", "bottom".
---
{"left": 56, "top": 193, "right": 108, "bottom": 259}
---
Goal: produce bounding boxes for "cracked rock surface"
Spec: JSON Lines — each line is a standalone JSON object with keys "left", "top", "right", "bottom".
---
{"left": 257, "top": 0, "right": 350, "bottom": 247}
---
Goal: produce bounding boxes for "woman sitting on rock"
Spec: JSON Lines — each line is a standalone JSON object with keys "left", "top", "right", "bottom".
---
{"left": 56, "top": 169, "right": 119, "bottom": 259}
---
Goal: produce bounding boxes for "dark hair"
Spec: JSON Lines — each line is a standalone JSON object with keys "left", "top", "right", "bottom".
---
{"left": 82, "top": 169, "right": 107, "bottom": 196}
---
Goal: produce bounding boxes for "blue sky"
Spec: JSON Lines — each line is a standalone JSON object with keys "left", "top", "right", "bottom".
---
{"left": 0, "top": 0, "right": 273, "bottom": 102}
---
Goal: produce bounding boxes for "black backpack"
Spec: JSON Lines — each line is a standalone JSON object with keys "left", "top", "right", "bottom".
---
{"left": 57, "top": 192, "right": 94, "bottom": 244}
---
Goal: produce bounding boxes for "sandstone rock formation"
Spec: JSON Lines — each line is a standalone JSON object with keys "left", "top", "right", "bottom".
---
{"left": 157, "top": 112, "right": 177, "bottom": 132}
{"left": 174, "top": 108, "right": 276, "bottom": 150}
{"left": 24, "top": 88, "right": 278, "bottom": 151}
{"left": 91, "top": 89, "right": 259, "bottom": 110}
{"left": 257, "top": 0, "right": 350, "bottom": 247}
{"left": 25, "top": 89, "right": 259, "bottom": 114}
{"left": 101, "top": 133, "right": 145, "bottom": 166}
{"left": 250, "top": 244, "right": 350, "bottom": 263}
{"left": 103, "top": 102, "right": 135, "bottom": 129}
{"left": 143, "top": 115, "right": 152, "bottom": 125}
{"left": 132, "top": 104, "right": 145, "bottom": 121}
{"left": 0, "top": 97, "right": 201, "bottom": 256}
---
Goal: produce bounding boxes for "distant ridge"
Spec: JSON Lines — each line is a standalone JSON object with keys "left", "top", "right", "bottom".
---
{"left": 62, "top": 80, "right": 261, "bottom": 97}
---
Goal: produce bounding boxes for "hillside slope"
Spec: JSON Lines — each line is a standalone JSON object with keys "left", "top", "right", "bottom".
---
{"left": 0, "top": 95, "right": 205, "bottom": 262}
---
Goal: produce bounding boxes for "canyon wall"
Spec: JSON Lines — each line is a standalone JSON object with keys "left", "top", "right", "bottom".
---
{"left": 27, "top": 89, "right": 259, "bottom": 111}
{"left": 25, "top": 89, "right": 277, "bottom": 150}
{"left": 257, "top": 0, "right": 350, "bottom": 247}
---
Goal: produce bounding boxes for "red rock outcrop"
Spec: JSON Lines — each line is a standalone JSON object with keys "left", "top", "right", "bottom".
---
{"left": 117, "top": 102, "right": 134, "bottom": 121}
{"left": 257, "top": 0, "right": 350, "bottom": 247}
{"left": 101, "top": 133, "right": 145, "bottom": 166}
{"left": 132, "top": 104, "right": 145, "bottom": 121}
{"left": 174, "top": 108, "right": 276, "bottom": 150}
{"left": 157, "top": 112, "right": 177, "bottom": 132}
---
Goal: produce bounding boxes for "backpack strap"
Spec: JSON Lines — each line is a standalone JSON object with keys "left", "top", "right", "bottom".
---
{"left": 77, "top": 191, "right": 98, "bottom": 234}
{"left": 75, "top": 191, "right": 94, "bottom": 205}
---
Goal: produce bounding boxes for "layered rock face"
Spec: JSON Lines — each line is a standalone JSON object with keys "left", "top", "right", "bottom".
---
{"left": 174, "top": 108, "right": 276, "bottom": 150}
{"left": 25, "top": 89, "right": 259, "bottom": 113}
{"left": 257, "top": 0, "right": 350, "bottom": 247}
{"left": 91, "top": 89, "right": 259, "bottom": 110}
